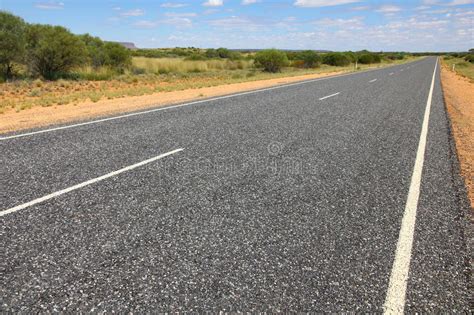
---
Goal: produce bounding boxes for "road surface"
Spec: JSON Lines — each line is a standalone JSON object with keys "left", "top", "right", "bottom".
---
{"left": 1, "top": 57, "right": 471, "bottom": 312}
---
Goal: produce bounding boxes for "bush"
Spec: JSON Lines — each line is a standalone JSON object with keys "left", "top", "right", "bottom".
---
{"left": 464, "top": 54, "right": 474, "bottom": 63}
{"left": 254, "top": 49, "right": 288, "bottom": 72}
{"left": 132, "top": 49, "right": 167, "bottom": 58}
{"left": 206, "top": 48, "right": 242, "bottom": 60}
{"left": 102, "top": 42, "right": 131, "bottom": 71}
{"left": 322, "top": 53, "right": 351, "bottom": 67}
{"left": 205, "top": 48, "right": 219, "bottom": 58}
{"left": 386, "top": 53, "right": 405, "bottom": 60}
{"left": 171, "top": 47, "right": 192, "bottom": 57}
{"left": 216, "top": 48, "right": 232, "bottom": 58}
{"left": 296, "top": 50, "right": 322, "bottom": 68}
{"left": 0, "top": 11, "right": 27, "bottom": 80}
{"left": 26, "top": 24, "right": 87, "bottom": 80}
{"left": 344, "top": 51, "right": 357, "bottom": 63}
{"left": 79, "top": 34, "right": 108, "bottom": 68}
{"left": 358, "top": 54, "right": 374, "bottom": 64}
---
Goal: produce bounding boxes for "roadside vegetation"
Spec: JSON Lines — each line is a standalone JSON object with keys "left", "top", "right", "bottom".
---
{"left": 1, "top": 10, "right": 420, "bottom": 114}
{"left": 442, "top": 50, "right": 474, "bottom": 81}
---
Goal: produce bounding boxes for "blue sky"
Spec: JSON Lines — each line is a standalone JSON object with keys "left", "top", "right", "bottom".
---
{"left": 1, "top": 0, "right": 473, "bottom": 51}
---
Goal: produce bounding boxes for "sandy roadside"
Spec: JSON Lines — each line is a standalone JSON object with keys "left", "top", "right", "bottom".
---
{"left": 441, "top": 63, "right": 474, "bottom": 208}
{"left": 0, "top": 70, "right": 349, "bottom": 134}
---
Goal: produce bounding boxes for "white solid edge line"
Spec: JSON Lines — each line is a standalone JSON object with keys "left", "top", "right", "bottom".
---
{"left": 0, "top": 59, "right": 425, "bottom": 141}
{"left": 0, "top": 148, "right": 183, "bottom": 217}
{"left": 383, "top": 58, "right": 438, "bottom": 314}
{"left": 319, "top": 92, "right": 340, "bottom": 100}
{"left": 369, "top": 79, "right": 378, "bottom": 83}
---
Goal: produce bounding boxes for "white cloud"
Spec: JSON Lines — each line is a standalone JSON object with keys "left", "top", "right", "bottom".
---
{"left": 203, "top": 9, "right": 220, "bottom": 14}
{"left": 133, "top": 20, "right": 158, "bottom": 28}
{"left": 165, "top": 12, "right": 198, "bottom": 17}
{"left": 294, "top": 0, "right": 360, "bottom": 8}
{"left": 134, "top": 16, "right": 193, "bottom": 28}
{"left": 447, "top": 0, "right": 474, "bottom": 4}
{"left": 161, "top": 2, "right": 187, "bottom": 8}
{"left": 120, "top": 9, "right": 145, "bottom": 17}
{"left": 351, "top": 5, "right": 371, "bottom": 11}
{"left": 161, "top": 17, "right": 193, "bottom": 27}
{"left": 208, "top": 16, "right": 265, "bottom": 30}
{"left": 312, "top": 17, "right": 364, "bottom": 29}
{"left": 242, "top": 0, "right": 258, "bottom": 4}
{"left": 454, "top": 10, "right": 474, "bottom": 16}
{"left": 34, "top": 1, "right": 64, "bottom": 10}
{"left": 203, "top": 0, "right": 224, "bottom": 6}
{"left": 422, "top": 0, "right": 474, "bottom": 5}
{"left": 376, "top": 5, "right": 402, "bottom": 13}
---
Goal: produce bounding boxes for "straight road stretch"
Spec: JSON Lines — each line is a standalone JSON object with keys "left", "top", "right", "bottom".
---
{"left": 1, "top": 57, "right": 471, "bottom": 312}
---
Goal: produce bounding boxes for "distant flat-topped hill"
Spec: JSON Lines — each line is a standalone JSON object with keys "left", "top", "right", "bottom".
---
{"left": 110, "top": 42, "right": 138, "bottom": 50}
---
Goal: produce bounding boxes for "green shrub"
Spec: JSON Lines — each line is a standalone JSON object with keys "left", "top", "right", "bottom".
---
{"left": 132, "top": 49, "right": 167, "bottom": 58}
{"left": 205, "top": 48, "right": 219, "bottom": 58}
{"left": 216, "top": 48, "right": 232, "bottom": 58}
{"left": 26, "top": 24, "right": 87, "bottom": 80}
{"left": 0, "top": 11, "right": 27, "bottom": 80}
{"left": 344, "top": 51, "right": 357, "bottom": 63}
{"left": 206, "top": 48, "right": 242, "bottom": 60}
{"left": 102, "top": 42, "right": 131, "bottom": 72}
{"left": 358, "top": 54, "right": 374, "bottom": 64}
{"left": 322, "top": 53, "right": 351, "bottom": 67}
{"left": 79, "top": 34, "right": 107, "bottom": 68}
{"left": 386, "top": 53, "right": 405, "bottom": 60}
{"left": 464, "top": 54, "right": 474, "bottom": 63}
{"left": 296, "top": 50, "right": 322, "bottom": 68}
{"left": 171, "top": 47, "right": 192, "bottom": 57}
{"left": 254, "top": 49, "right": 288, "bottom": 72}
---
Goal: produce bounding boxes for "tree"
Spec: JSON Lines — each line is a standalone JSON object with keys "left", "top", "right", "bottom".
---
{"left": 0, "top": 11, "right": 27, "bottom": 80}
{"left": 254, "top": 49, "right": 289, "bottom": 72}
{"left": 103, "top": 42, "right": 131, "bottom": 71}
{"left": 79, "top": 33, "right": 107, "bottom": 68}
{"left": 216, "top": 47, "right": 232, "bottom": 58}
{"left": 297, "top": 50, "right": 322, "bottom": 68}
{"left": 322, "top": 53, "right": 351, "bottom": 66}
{"left": 358, "top": 54, "right": 374, "bottom": 64}
{"left": 26, "top": 24, "right": 87, "bottom": 80}
{"left": 205, "top": 48, "right": 219, "bottom": 58}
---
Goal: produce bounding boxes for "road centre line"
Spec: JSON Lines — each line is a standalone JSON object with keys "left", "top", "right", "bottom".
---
{"left": 319, "top": 92, "right": 340, "bottom": 100}
{"left": 369, "top": 79, "right": 378, "bottom": 83}
{"left": 383, "top": 58, "right": 438, "bottom": 314}
{"left": 0, "top": 148, "right": 183, "bottom": 217}
{"left": 0, "top": 59, "right": 425, "bottom": 141}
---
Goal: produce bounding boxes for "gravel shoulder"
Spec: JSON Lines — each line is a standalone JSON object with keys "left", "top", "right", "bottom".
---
{"left": 441, "top": 62, "right": 474, "bottom": 209}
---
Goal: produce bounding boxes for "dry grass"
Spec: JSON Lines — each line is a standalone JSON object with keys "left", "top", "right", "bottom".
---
{"left": 132, "top": 57, "right": 253, "bottom": 73}
{"left": 443, "top": 57, "right": 474, "bottom": 81}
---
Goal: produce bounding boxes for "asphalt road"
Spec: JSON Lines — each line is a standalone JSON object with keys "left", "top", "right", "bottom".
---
{"left": 1, "top": 57, "right": 471, "bottom": 312}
